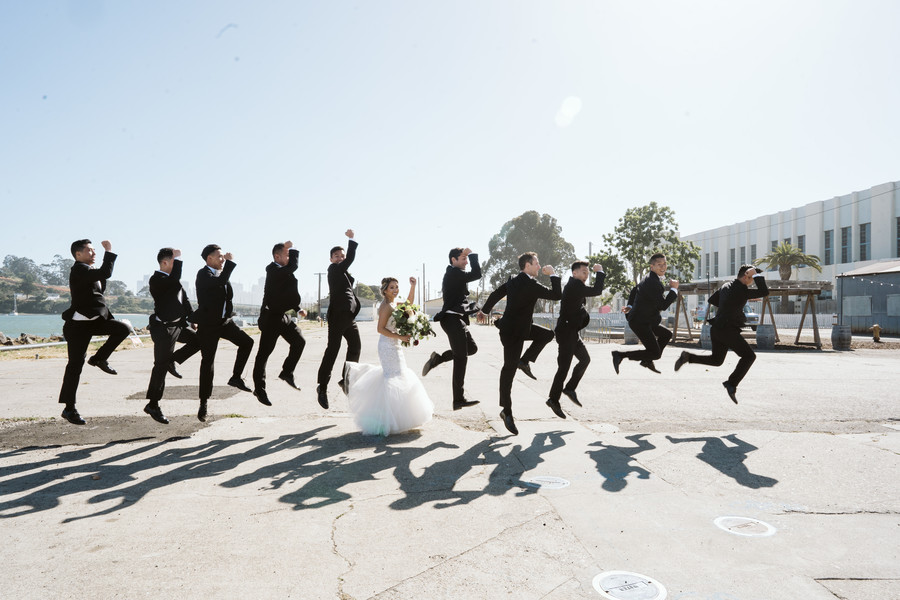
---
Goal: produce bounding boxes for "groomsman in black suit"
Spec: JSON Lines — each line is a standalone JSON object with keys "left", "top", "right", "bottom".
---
{"left": 144, "top": 247, "right": 200, "bottom": 424}
{"left": 480, "top": 252, "right": 562, "bottom": 435}
{"left": 316, "top": 229, "right": 360, "bottom": 409}
{"left": 612, "top": 253, "right": 679, "bottom": 375}
{"left": 194, "top": 244, "right": 254, "bottom": 422}
{"left": 546, "top": 261, "right": 605, "bottom": 418}
{"left": 421, "top": 247, "right": 481, "bottom": 410}
{"left": 58, "top": 239, "right": 131, "bottom": 425}
{"left": 674, "top": 264, "right": 769, "bottom": 403}
{"left": 252, "top": 240, "right": 307, "bottom": 406}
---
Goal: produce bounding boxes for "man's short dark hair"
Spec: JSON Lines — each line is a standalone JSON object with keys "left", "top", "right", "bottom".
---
{"left": 649, "top": 253, "right": 666, "bottom": 264}
{"left": 157, "top": 247, "right": 175, "bottom": 264}
{"left": 571, "top": 260, "right": 589, "bottom": 272}
{"left": 330, "top": 245, "right": 344, "bottom": 258}
{"left": 70, "top": 239, "right": 92, "bottom": 259}
{"left": 448, "top": 248, "right": 464, "bottom": 264}
{"left": 272, "top": 243, "right": 286, "bottom": 257}
{"left": 518, "top": 252, "right": 538, "bottom": 270}
{"left": 201, "top": 244, "right": 221, "bottom": 260}
{"left": 737, "top": 264, "right": 757, "bottom": 278}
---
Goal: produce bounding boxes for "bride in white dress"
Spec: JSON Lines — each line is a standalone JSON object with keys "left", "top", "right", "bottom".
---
{"left": 344, "top": 276, "right": 434, "bottom": 436}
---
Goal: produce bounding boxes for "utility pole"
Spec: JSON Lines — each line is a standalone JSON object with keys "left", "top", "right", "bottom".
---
{"left": 422, "top": 262, "right": 426, "bottom": 306}
{"left": 315, "top": 272, "right": 325, "bottom": 318}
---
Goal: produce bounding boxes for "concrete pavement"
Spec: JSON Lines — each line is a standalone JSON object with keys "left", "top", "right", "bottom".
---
{"left": 1, "top": 323, "right": 898, "bottom": 599}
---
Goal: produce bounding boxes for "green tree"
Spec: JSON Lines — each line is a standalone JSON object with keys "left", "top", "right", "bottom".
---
{"left": 484, "top": 211, "right": 577, "bottom": 289}
{"left": 41, "top": 254, "right": 74, "bottom": 286}
{"left": 754, "top": 242, "right": 823, "bottom": 313}
{"left": 18, "top": 272, "right": 40, "bottom": 299}
{"left": 2, "top": 255, "right": 43, "bottom": 281}
{"left": 106, "top": 280, "right": 128, "bottom": 296}
{"left": 354, "top": 282, "right": 376, "bottom": 302}
{"left": 753, "top": 242, "right": 822, "bottom": 280}
{"left": 367, "top": 284, "right": 384, "bottom": 302}
{"left": 587, "top": 249, "right": 630, "bottom": 302}
{"left": 602, "top": 202, "right": 700, "bottom": 286}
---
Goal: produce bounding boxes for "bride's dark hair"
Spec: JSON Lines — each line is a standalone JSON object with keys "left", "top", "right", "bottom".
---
{"left": 380, "top": 277, "right": 398, "bottom": 295}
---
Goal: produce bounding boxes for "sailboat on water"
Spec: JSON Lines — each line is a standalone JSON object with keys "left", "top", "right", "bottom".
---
{"left": 9, "top": 294, "right": 17, "bottom": 316}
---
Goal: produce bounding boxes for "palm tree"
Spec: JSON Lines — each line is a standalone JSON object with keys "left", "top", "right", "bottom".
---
{"left": 754, "top": 242, "right": 823, "bottom": 313}
{"left": 753, "top": 242, "right": 823, "bottom": 280}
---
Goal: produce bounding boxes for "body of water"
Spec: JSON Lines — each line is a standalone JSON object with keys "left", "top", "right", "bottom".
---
{"left": 0, "top": 314, "right": 153, "bottom": 338}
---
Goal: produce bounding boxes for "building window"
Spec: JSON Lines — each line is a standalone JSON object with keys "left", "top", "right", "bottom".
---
{"left": 750, "top": 244, "right": 757, "bottom": 262}
{"left": 705, "top": 253, "right": 709, "bottom": 276}
{"left": 841, "top": 226, "right": 852, "bottom": 263}
{"left": 859, "top": 223, "right": 870, "bottom": 262}
{"left": 714, "top": 252, "right": 719, "bottom": 278}
{"left": 897, "top": 218, "right": 900, "bottom": 257}
{"left": 824, "top": 230, "right": 833, "bottom": 265}
{"left": 729, "top": 248, "right": 735, "bottom": 275}
{"left": 797, "top": 235, "right": 805, "bottom": 267}
{"left": 740, "top": 246, "right": 746, "bottom": 266}
{"left": 770, "top": 241, "right": 778, "bottom": 271}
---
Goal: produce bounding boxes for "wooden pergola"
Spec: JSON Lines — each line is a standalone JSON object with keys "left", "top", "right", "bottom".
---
{"left": 671, "top": 280, "right": 834, "bottom": 349}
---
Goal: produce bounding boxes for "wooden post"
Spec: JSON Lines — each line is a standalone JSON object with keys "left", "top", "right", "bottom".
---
{"left": 795, "top": 292, "right": 811, "bottom": 344}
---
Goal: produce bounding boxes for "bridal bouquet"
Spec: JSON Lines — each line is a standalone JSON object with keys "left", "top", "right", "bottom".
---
{"left": 392, "top": 301, "right": 436, "bottom": 347}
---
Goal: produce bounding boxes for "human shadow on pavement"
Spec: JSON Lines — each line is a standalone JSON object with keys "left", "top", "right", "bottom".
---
{"left": 586, "top": 434, "right": 655, "bottom": 492}
{"left": 389, "top": 430, "right": 573, "bottom": 509}
{"left": 665, "top": 433, "right": 778, "bottom": 489}
{"left": 0, "top": 429, "right": 331, "bottom": 521}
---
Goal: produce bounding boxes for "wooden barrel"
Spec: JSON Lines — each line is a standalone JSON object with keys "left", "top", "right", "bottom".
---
{"left": 700, "top": 323, "right": 712, "bottom": 350}
{"left": 755, "top": 324, "right": 776, "bottom": 350}
{"left": 623, "top": 322, "right": 639, "bottom": 345}
{"left": 831, "top": 325, "right": 852, "bottom": 350}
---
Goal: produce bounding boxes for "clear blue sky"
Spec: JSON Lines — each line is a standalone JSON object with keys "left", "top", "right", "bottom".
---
{"left": 3, "top": 1, "right": 899, "bottom": 301}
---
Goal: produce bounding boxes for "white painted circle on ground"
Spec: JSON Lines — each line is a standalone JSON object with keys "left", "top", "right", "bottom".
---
{"left": 714, "top": 516, "right": 777, "bottom": 537}
{"left": 592, "top": 571, "right": 666, "bottom": 600}
{"left": 523, "top": 475, "right": 570, "bottom": 489}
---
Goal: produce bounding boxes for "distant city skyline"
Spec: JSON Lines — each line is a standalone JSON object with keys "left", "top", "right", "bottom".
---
{"left": 3, "top": 2, "right": 899, "bottom": 302}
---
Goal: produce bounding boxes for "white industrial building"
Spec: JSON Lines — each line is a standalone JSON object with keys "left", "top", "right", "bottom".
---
{"left": 681, "top": 180, "right": 900, "bottom": 311}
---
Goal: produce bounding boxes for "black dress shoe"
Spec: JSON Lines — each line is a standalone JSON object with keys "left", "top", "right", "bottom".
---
{"left": 254, "top": 389, "right": 272, "bottom": 406}
{"left": 561, "top": 388, "right": 582, "bottom": 407}
{"left": 517, "top": 360, "right": 536, "bottom": 380}
{"left": 674, "top": 351, "right": 689, "bottom": 372}
{"left": 546, "top": 399, "right": 566, "bottom": 419}
{"left": 640, "top": 360, "right": 661, "bottom": 374}
{"left": 278, "top": 371, "right": 299, "bottom": 390}
{"left": 198, "top": 399, "right": 208, "bottom": 422}
{"left": 316, "top": 384, "right": 329, "bottom": 409}
{"left": 61, "top": 406, "right": 85, "bottom": 425}
{"left": 723, "top": 381, "right": 738, "bottom": 404}
{"left": 452, "top": 398, "right": 480, "bottom": 411}
{"left": 167, "top": 362, "right": 183, "bottom": 379}
{"left": 227, "top": 376, "right": 251, "bottom": 392}
{"left": 611, "top": 351, "right": 623, "bottom": 375}
{"left": 88, "top": 355, "right": 117, "bottom": 375}
{"left": 422, "top": 351, "right": 440, "bottom": 377}
{"left": 499, "top": 409, "right": 518, "bottom": 435}
{"left": 143, "top": 403, "right": 169, "bottom": 424}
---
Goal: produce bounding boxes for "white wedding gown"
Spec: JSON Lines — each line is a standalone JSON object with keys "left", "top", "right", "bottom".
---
{"left": 345, "top": 312, "right": 434, "bottom": 436}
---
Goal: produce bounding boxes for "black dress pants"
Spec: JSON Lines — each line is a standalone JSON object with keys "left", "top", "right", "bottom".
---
{"left": 622, "top": 321, "right": 672, "bottom": 362}
{"left": 146, "top": 321, "right": 200, "bottom": 402}
{"left": 317, "top": 313, "right": 361, "bottom": 386}
{"left": 686, "top": 325, "right": 756, "bottom": 387}
{"left": 437, "top": 315, "right": 478, "bottom": 403}
{"left": 58, "top": 318, "right": 131, "bottom": 405}
{"left": 253, "top": 311, "right": 306, "bottom": 392}
{"left": 549, "top": 329, "right": 590, "bottom": 402}
{"left": 498, "top": 324, "right": 554, "bottom": 410}
{"left": 198, "top": 319, "right": 254, "bottom": 400}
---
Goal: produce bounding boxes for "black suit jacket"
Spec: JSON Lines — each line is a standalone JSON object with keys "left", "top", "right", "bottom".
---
{"left": 61, "top": 252, "right": 117, "bottom": 322}
{"left": 327, "top": 239, "right": 360, "bottom": 319}
{"left": 625, "top": 272, "right": 676, "bottom": 327}
{"left": 482, "top": 272, "right": 562, "bottom": 339}
{"left": 556, "top": 272, "right": 605, "bottom": 334}
{"left": 193, "top": 260, "right": 236, "bottom": 326}
{"left": 149, "top": 259, "right": 193, "bottom": 324}
{"left": 262, "top": 249, "right": 301, "bottom": 314}
{"left": 437, "top": 253, "right": 481, "bottom": 320}
{"left": 709, "top": 275, "right": 768, "bottom": 330}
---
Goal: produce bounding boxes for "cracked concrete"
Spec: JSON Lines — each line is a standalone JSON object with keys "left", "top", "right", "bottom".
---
{"left": 1, "top": 324, "right": 898, "bottom": 599}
